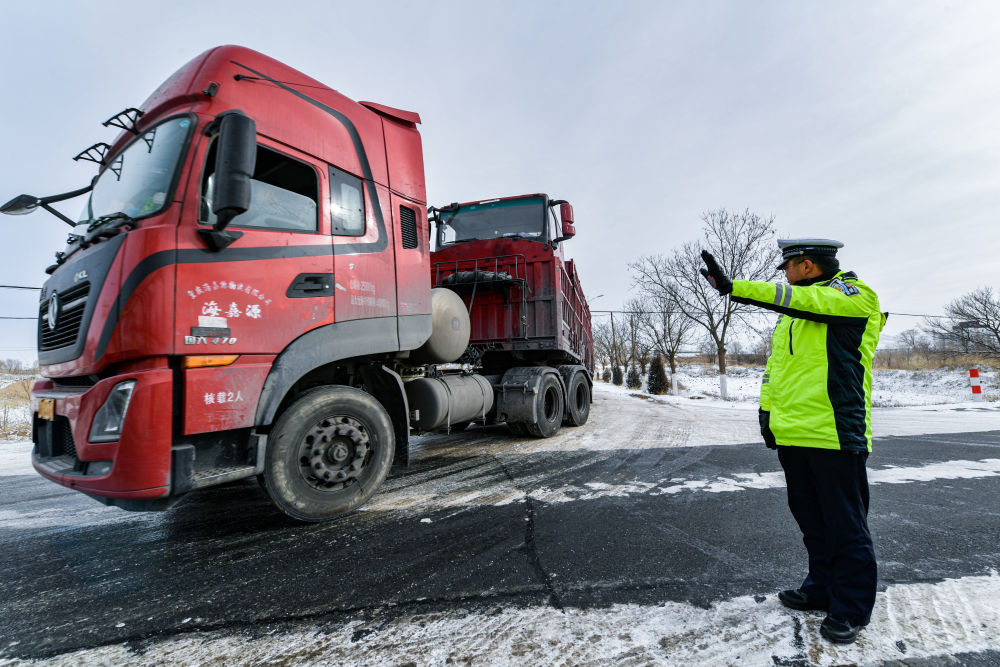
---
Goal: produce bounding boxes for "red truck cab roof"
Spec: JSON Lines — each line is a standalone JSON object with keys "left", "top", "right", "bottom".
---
{"left": 103, "top": 45, "right": 426, "bottom": 205}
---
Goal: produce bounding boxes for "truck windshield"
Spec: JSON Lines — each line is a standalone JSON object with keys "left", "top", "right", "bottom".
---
{"left": 78, "top": 116, "right": 193, "bottom": 228}
{"left": 436, "top": 196, "right": 545, "bottom": 247}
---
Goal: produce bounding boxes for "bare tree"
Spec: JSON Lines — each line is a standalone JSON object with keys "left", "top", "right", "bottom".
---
{"left": 593, "top": 318, "right": 627, "bottom": 373}
{"left": 593, "top": 320, "right": 614, "bottom": 370}
{"left": 622, "top": 297, "right": 651, "bottom": 369}
{"left": 630, "top": 290, "right": 694, "bottom": 374}
{"left": 630, "top": 208, "right": 781, "bottom": 382}
{"left": 923, "top": 286, "right": 1000, "bottom": 357}
{"left": 0, "top": 358, "right": 22, "bottom": 374}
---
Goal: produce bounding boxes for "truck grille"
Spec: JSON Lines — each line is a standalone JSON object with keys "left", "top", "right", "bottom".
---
{"left": 39, "top": 282, "right": 90, "bottom": 351}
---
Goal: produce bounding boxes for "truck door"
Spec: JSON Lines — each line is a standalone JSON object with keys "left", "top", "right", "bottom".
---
{"left": 175, "top": 137, "right": 333, "bottom": 434}
{"left": 330, "top": 166, "right": 398, "bottom": 325}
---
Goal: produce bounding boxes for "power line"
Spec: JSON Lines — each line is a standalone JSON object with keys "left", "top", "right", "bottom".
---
{"left": 0, "top": 285, "right": 42, "bottom": 291}
{"left": 591, "top": 310, "right": 952, "bottom": 319}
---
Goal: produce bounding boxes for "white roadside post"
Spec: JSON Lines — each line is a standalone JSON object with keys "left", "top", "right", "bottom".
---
{"left": 719, "top": 373, "right": 728, "bottom": 400}
{"left": 671, "top": 373, "right": 678, "bottom": 396}
{"left": 970, "top": 368, "right": 984, "bottom": 401}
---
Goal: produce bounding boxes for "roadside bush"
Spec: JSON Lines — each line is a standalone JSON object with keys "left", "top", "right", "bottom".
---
{"left": 612, "top": 364, "right": 623, "bottom": 385}
{"left": 601, "top": 367, "right": 611, "bottom": 382}
{"left": 647, "top": 355, "right": 668, "bottom": 395}
{"left": 625, "top": 364, "right": 641, "bottom": 389}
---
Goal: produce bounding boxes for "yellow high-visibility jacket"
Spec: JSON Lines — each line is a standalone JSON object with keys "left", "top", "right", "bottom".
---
{"left": 730, "top": 271, "right": 886, "bottom": 452}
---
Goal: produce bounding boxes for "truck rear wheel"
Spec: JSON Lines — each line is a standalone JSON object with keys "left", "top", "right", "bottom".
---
{"left": 525, "top": 372, "right": 564, "bottom": 438}
{"left": 263, "top": 386, "right": 394, "bottom": 522}
{"left": 564, "top": 372, "right": 591, "bottom": 426}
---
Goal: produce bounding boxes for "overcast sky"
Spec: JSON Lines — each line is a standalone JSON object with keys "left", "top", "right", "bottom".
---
{"left": 2, "top": 1, "right": 998, "bottom": 361}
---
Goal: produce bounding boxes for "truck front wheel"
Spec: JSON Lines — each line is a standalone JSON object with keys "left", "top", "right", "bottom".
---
{"left": 263, "top": 386, "right": 394, "bottom": 522}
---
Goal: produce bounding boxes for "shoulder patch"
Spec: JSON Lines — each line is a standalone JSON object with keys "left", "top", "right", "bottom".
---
{"left": 829, "top": 278, "right": 860, "bottom": 296}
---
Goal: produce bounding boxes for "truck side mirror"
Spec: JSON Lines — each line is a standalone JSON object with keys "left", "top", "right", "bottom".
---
{"left": 198, "top": 111, "right": 256, "bottom": 251}
{"left": 559, "top": 201, "right": 575, "bottom": 240}
{"left": 212, "top": 111, "right": 256, "bottom": 230}
{"left": 0, "top": 194, "right": 40, "bottom": 215}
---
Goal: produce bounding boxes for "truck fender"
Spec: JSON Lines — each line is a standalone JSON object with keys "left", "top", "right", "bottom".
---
{"left": 495, "top": 366, "right": 561, "bottom": 425}
{"left": 359, "top": 365, "right": 411, "bottom": 467}
{"left": 254, "top": 316, "right": 430, "bottom": 428}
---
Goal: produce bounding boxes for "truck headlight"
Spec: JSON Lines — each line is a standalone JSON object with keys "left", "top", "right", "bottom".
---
{"left": 89, "top": 380, "right": 136, "bottom": 442}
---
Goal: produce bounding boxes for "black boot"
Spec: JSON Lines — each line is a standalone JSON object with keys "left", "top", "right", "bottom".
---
{"left": 777, "top": 589, "right": 828, "bottom": 611}
{"left": 820, "top": 615, "right": 863, "bottom": 644}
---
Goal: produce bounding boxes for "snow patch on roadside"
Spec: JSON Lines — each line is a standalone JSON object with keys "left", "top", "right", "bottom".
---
{"left": 0, "top": 504, "right": 155, "bottom": 535}
{"left": 365, "top": 458, "right": 1000, "bottom": 513}
{"left": 603, "top": 364, "right": 998, "bottom": 406}
{"left": 0, "top": 439, "right": 32, "bottom": 476}
{"left": 873, "top": 458, "right": 1000, "bottom": 484}
{"left": 519, "top": 458, "right": 1000, "bottom": 504}
{"left": 13, "top": 572, "right": 1000, "bottom": 667}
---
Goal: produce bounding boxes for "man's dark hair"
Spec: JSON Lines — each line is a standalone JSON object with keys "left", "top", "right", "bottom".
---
{"left": 803, "top": 254, "right": 840, "bottom": 273}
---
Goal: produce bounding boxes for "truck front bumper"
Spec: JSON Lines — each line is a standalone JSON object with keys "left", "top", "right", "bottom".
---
{"left": 31, "top": 368, "right": 174, "bottom": 501}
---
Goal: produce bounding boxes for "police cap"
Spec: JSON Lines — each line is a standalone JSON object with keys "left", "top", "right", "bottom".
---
{"left": 776, "top": 238, "right": 844, "bottom": 270}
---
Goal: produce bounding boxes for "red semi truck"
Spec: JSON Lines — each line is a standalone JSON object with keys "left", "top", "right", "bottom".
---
{"left": 2, "top": 46, "right": 593, "bottom": 521}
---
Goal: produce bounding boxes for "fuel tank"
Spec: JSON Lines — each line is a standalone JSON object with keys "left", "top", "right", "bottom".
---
{"left": 404, "top": 374, "right": 494, "bottom": 431}
{"left": 408, "top": 288, "right": 470, "bottom": 364}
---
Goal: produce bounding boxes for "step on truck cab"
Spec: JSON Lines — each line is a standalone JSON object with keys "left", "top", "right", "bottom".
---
{"left": 3, "top": 45, "right": 593, "bottom": 522}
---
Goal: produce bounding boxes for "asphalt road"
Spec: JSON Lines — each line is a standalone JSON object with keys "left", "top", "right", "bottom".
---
{"left": 1, "top": 391, "right": 999, "bottom": 665}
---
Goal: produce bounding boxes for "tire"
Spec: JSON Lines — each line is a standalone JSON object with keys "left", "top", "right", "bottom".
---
{"left": 563, "top": 372, "right": 591, "bottom": 426}
{"left": 262, "top": 386, "right": 394, "bottom": 522}
{"left": 525, "top": 372, "right": 564, "bottom": 438}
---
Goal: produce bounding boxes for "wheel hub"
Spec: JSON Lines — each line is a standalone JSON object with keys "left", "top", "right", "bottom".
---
{"left": 299, "top": 416, "right": 370, "bottom": 490}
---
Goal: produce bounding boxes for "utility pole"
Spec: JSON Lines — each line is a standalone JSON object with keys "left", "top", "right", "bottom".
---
{"left": 610, "top": 311, "right": 618, "bottom": 368}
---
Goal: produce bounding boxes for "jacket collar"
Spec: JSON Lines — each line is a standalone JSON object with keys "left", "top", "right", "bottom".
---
{"left": 796, "top": 269, "right": 841, "bottom": 286}
{"left": 794, "top": 269, "right": 859, "bottom": 286}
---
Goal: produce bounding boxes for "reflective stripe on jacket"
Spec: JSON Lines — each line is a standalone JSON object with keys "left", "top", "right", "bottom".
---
{"left": 731, "top": 271, "right": 886, "bottom": 452}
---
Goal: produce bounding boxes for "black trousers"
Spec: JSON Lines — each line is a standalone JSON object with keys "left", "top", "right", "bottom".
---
{"left": 777, "top": 445, "right": 877, "bottom": 626}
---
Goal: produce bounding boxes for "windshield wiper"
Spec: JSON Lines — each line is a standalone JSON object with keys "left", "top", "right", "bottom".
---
{"left": 87, "top": 211, "right": 137, "bottom": 234}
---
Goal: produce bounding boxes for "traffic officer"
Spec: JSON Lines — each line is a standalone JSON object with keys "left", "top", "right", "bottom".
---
{"left": 700, "top": 239, "right": 886, "bottom": 644}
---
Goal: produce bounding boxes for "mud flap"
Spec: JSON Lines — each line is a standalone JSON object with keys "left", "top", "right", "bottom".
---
{"left": 496, "top": 366, "right": 558, "bottom": 425}
{"left": 170, "top": 444, "right": 196, "bottom": 495}
{"left": 359, "top": 365, "right": 411, "bottom": 467}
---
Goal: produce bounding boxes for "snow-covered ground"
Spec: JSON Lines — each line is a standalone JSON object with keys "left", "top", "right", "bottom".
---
{"left": 2, "top": 370, "right": 999, "bottom": 666}
{"left": 602, "top": 364, "right": 997, "bottom": 407}
{"left": 10, "top": 571, "right": 997, "bottom": 667}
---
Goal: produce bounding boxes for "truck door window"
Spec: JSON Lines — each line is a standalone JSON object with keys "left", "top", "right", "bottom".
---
{"left": 329, "top": 166, "right": 365, "bottom": 236}
{"left": 201, "top": 143, "right": 318, "bottom": 232}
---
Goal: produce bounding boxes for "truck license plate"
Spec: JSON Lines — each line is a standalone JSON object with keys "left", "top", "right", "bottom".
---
{"left": 38, "top": 398, "right": 55, "bottom": 421}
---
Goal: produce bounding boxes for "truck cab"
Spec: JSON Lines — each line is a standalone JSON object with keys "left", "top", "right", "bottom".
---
{"left": 430, "top": 194, "right": 592, "bottom": 373}
{"left": 13, "top": 46, "right": 432, "bottom": 513}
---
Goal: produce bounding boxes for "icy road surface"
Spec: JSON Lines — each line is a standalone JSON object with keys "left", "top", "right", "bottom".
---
{"left": 1, "top": 384, "right": 999, "bottom": 666}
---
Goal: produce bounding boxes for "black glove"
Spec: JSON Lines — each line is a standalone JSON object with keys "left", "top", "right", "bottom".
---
{"left": 700, "top": 250, "right": 733, "bottom": 295}
{"left": 758, "top": 409, "right": 777, "bottom": 449}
